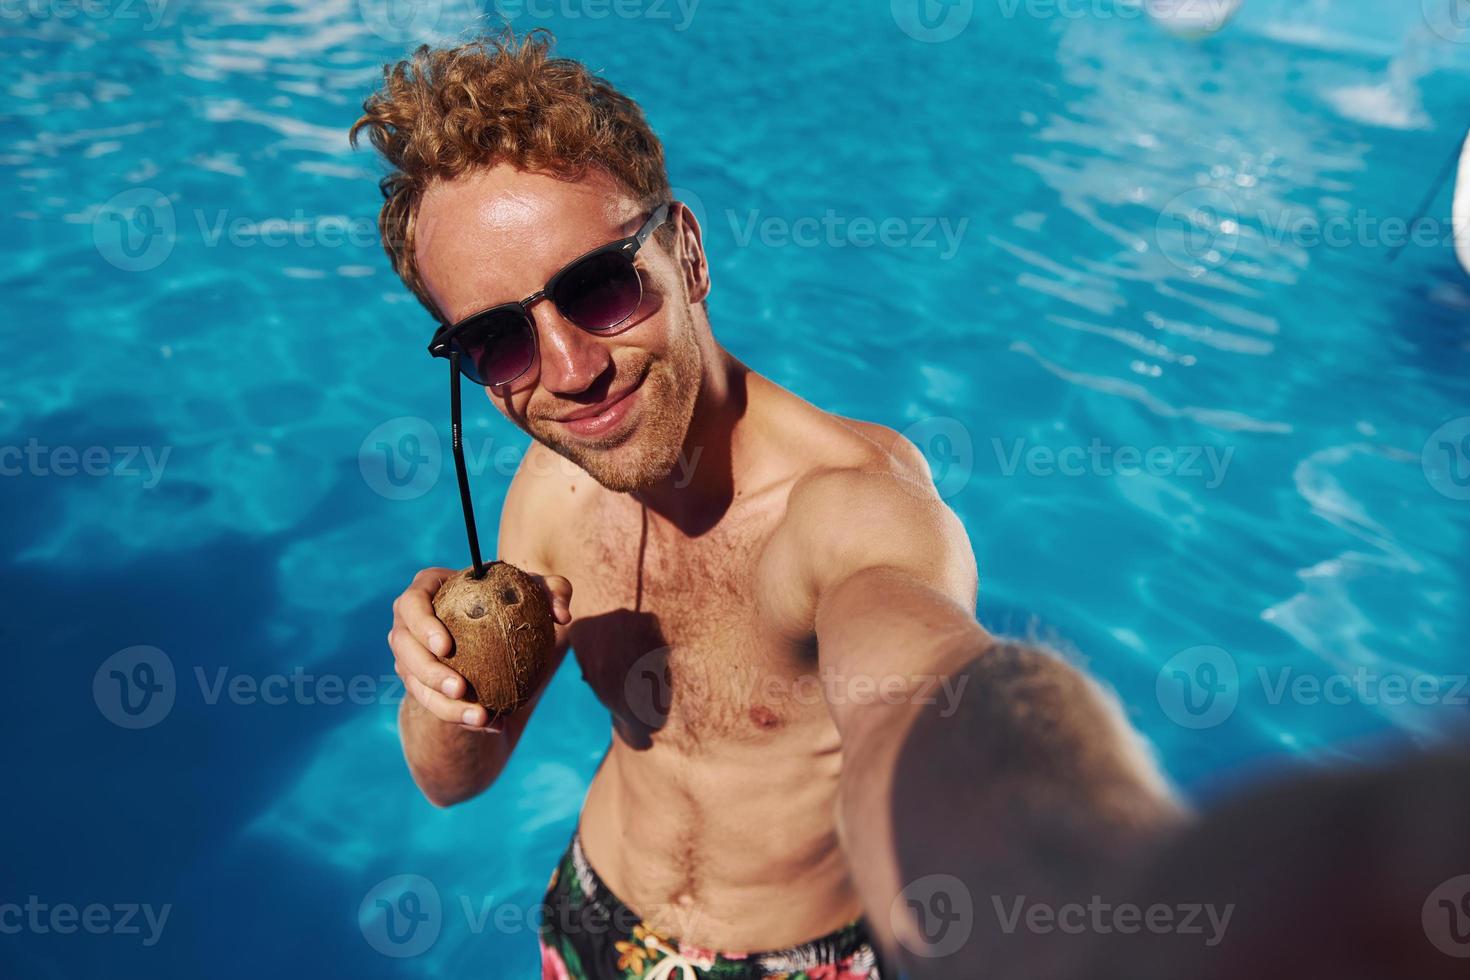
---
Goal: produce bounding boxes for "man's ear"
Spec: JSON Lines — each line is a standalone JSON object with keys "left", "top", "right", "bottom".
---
{"left": 672, "top": 201, "right": 710, "bottom": 305}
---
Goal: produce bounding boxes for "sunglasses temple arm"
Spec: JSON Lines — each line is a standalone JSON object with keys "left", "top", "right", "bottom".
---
{"left": 449, "top": 352, "right": 487, "bottom": 580}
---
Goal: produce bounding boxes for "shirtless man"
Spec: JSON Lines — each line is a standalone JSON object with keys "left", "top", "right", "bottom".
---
{"left": 358, "top": 31, "right": 1178, "bottom": 979}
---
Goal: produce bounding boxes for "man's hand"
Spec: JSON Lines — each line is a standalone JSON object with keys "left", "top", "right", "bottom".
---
{"left": 388, "top": 566, "right": 572, "bottom": 733}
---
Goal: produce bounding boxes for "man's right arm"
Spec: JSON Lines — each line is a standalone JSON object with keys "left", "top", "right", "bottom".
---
{"left": 387, "top": 456, "right": 573, "bottom": 807}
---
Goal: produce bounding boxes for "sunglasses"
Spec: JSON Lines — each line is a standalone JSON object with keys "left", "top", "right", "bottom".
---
{"left": 428, "top": 202, "right": 672, "bottom": 387}
{"left": 429, "top": 201, "right": 672, "bottom": 579}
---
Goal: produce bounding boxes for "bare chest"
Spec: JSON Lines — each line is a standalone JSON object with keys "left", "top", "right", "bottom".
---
{"left": 560, "top": 506, "right": 822, "bottom": 750}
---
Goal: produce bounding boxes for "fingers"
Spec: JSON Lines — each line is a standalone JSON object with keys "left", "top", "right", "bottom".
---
{"left": 388, "top": 624, "right": 466, "bottom": 700}
{"left": 533, "top": 574, "right": 574, "bottom": 625}
{"left": 397, "top": 567, "right": 456, "bottom": 656}
{"left": 401, "top": 672, "right": 502, "bottom": 732}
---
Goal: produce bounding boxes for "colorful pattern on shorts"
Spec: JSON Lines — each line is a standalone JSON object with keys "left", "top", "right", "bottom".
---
{"left": 537, "top": 834, "right": 885, "bottom": 979}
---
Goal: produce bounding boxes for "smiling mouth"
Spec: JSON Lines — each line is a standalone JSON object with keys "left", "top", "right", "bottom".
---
{"left": 553, "top": 374, "right": 646, "bottom": 438}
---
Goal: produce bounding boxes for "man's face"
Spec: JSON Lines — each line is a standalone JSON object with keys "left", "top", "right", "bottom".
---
{"left": 415, "top": 165, "right": 704, "bottom": 493}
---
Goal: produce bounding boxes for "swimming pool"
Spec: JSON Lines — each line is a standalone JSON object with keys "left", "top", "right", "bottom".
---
{"left": 3, "top": 0, "right": 1468, "bottom": 975}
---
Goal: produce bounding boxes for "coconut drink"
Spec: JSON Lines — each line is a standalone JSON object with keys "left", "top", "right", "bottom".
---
{"left": 433, "top": 562, "right": 557, "bottom": 716}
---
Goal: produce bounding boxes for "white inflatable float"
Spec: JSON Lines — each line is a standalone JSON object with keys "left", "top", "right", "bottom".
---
{"left": 1145, "top": 0, "right": 1244, "bottom": 37}
{"left": 1455, "top": 128, "right": 1470, "bottom": 276}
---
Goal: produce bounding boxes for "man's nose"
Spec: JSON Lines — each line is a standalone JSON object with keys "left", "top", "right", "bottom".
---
{"left": 531, "top": 302, "right": 613, "bottom": 396}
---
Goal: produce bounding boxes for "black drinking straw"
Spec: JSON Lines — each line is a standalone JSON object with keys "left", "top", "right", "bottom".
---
{"left": 449, "top": 351, "right": 487, "bottom": 579}
{"left": 1387, "top": 125, "right": 1467, "bottom": 265}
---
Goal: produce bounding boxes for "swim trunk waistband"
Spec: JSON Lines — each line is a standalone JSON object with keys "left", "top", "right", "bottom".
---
{"left": 537, "top": 832, "right": 887, "bottom": 979}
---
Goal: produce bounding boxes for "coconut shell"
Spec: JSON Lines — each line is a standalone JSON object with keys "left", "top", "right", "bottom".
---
{"left": 432, "top": 562, "right": 557, "bottom": 716}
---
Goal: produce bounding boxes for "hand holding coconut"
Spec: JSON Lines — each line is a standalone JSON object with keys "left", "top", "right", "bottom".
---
{"left": 388, "top": 564, "right": 571, "bottom": 732}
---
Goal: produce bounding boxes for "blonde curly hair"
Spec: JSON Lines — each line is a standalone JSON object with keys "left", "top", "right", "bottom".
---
{"left": 350, "top": 29, "right": 673, "bottom": 320}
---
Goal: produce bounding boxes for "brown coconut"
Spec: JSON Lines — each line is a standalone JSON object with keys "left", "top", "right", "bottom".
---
{"left": 432, "top": 562, "right": 556, "bottom": 716}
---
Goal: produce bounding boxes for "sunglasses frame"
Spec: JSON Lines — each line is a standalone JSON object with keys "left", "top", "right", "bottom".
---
{"left": 429, "top": 201, "right": 673, "bottom": 579}
{"left": 427, "top": 201, "right": 672, "bottom": 386}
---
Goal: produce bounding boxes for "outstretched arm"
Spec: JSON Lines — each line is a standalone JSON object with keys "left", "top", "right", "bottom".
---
{"left": 791, "top": 458, "right": 1183, "bottom": 976}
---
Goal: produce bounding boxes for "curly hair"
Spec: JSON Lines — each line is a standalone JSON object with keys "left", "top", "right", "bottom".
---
{"left": 350, "top": 29, "right": 673, "bottom": 321}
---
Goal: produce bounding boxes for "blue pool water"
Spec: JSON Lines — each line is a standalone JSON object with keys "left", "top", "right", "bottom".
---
{"left": 3, "top": 1, "right": 1469, "bottom": 975}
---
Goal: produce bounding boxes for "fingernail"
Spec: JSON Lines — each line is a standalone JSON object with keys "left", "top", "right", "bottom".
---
{"left": 441, "top": 677, "right": 459, "bottom": 696}
{"left": 462, "top": 708, "right": 479, "bottom": 726}
{"left": 429, "top": 633, "right": 448, "bottom": 655}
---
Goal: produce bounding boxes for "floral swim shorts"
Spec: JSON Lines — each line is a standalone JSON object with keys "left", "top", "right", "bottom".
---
{"left": 538, "top": 833, "right": 887, "bottom": 979}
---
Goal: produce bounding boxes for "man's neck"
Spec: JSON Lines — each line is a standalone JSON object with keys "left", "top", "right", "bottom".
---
{"left": 631, "top": 346, "right": 750, "bottom": 537}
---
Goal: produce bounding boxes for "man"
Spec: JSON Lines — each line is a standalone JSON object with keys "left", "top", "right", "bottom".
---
{"left": 356, "top": 30, "right": 1179, "bottom": 979}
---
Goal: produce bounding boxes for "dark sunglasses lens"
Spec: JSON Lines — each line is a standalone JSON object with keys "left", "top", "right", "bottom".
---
{"left": 453, "top": 310, "right": 535, "bottom": 386}
{"left": 553, "top": 250, "right": 642, "bottom": 332}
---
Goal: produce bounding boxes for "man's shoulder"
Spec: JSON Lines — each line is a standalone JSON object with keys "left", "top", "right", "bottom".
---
{"left": 758, "top": 404, "right": 976, "bottom": 622}
{"left": 783, "top": 412, "right": 938, "bottom": 516}
{"left": 499, "top": 441, "right": 597, "bottom": 566}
